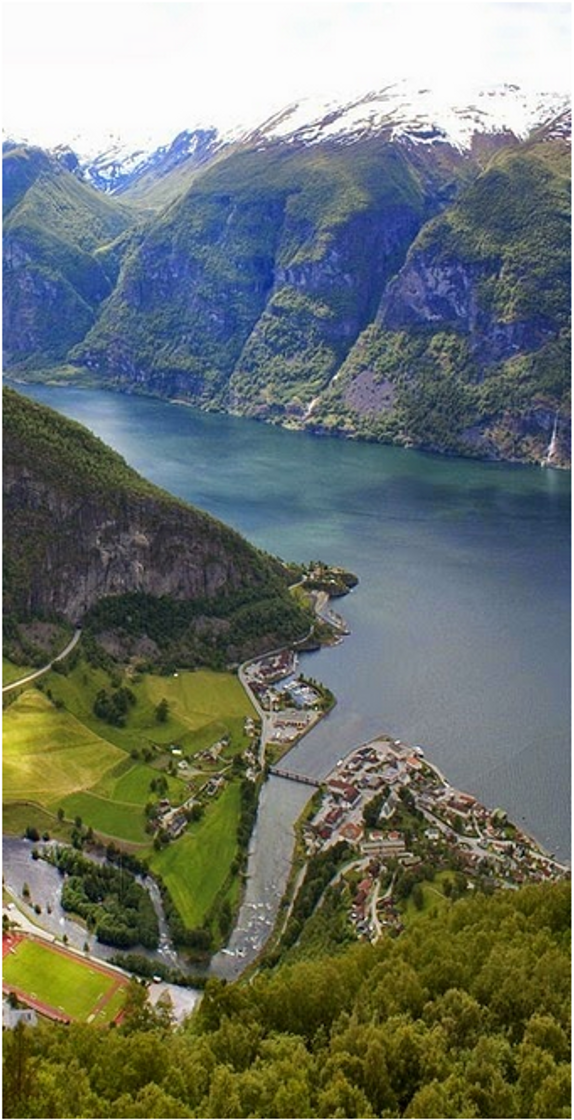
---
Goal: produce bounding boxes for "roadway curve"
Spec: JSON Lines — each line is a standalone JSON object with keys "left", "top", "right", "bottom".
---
{"left": 2, "top": 629, "right": 82, "bottom": 694}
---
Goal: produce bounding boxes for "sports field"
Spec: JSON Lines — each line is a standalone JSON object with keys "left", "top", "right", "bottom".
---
{"left": 2, "top": 934, "right": 128, "bottom": 1024}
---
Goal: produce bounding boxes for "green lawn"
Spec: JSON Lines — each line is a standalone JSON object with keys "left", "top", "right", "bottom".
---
{"left": 3, "top": 690, "right": 123, "bottom": 803}
{"left": 3, "top": 938, "right": 127, "bottom": 1022}
{"left": 93, "top": 760, "right": 186, "bottom": 806}
{"left": 151, "top": 781, "right": 241, "bottom": 928}
{"left": 402, "top": 871, "right": 457, "bottom": 925}
{"left": 53, "top": 790, "right": 150, "bottom": 844}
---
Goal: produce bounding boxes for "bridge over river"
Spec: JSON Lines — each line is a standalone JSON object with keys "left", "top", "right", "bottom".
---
{"left": 268, "top": 766, "right": 321, "bottom": 789}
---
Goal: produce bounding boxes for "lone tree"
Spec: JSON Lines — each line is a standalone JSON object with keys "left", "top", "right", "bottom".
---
{"left": 155, "top": 698, "right": 169, "bottom": 723}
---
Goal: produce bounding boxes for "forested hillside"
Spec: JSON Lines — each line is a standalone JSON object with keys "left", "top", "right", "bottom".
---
{"left": 3, "top": 144, "right": 136, "bottom": 366}
{"left": 3, "top": 881, "right": 570, "bottom": 1118}
{"left": 3, "top": 388, "right": 311, "bottom": 667}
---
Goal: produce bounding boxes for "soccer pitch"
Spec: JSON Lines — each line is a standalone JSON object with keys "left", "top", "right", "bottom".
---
{"left": 2, "top": 936, "right": 128, "bottom": 1023}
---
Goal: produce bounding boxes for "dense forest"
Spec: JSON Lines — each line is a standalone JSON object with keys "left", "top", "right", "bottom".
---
{"left": 3, "top": 880, "right": 570, "bottom": 1118}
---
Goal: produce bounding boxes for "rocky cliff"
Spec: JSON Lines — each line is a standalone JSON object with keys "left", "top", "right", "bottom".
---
{"left": 3, "top": 389, "right": 310, "bottom": 664}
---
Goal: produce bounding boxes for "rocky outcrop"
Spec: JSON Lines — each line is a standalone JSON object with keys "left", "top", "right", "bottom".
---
{"left": 3, "top": 391, "right": 304, "bottom": 663}
{"left": 3, "top": 467, "right": 260, "bottom": 622}
{"left": 380, "top": 254, "right": 557, "bottom": 368}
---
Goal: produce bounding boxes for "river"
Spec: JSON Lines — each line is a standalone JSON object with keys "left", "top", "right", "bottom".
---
{"left": 7, "top": 383, "right": 571, "bottom": 973}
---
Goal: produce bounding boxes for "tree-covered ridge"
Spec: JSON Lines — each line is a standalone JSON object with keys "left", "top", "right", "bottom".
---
{"left": 3, "top": 389, "right": 312, "bottom": 662}
{"left": 3, "top": 145, "right": 136, "bottom": 365}
{"left": 403, "top": 138, "right": 571, "bottom": 328}
{"left": 3, "top": 386, "right": 178, "bottom": 503}
{"left": 3, "top": 881, "right": 570, "bottom": 1118}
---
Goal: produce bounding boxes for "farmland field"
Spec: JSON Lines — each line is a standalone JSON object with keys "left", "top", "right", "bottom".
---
{"left": 2, "top": 690, "right": 123, "bottom": 803}
{"left": 152, "top": 781, "right": 241, "bottom": 927}
{"left": 52, "top": 790, "right": 150, "bottom": 844}
{"left": 4, "top": 660, "right": 255, "bottom": 937}
{"left": 2, "top": 936, "right": 128, "bottom": 1023}
{"left": 4, "top": 663, "right": 254, "bottom": 842}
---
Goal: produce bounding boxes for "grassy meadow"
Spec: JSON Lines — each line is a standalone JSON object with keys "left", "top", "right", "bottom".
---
{"left": 151, "top": 781, "right": 242, "bottom": 927}
{"left": 3, "top": 658, "right": 36, "bottom": 686}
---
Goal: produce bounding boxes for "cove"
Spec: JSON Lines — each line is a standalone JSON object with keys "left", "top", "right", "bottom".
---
{"left": 11, "top": 386, "right": 570, "bottom": 873}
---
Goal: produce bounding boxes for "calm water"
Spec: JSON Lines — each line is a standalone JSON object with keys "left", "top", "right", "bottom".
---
{"left": 11, "top": 385, "right": 571, "bottom": 875}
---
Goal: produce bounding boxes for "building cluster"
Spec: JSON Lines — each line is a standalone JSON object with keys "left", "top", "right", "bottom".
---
{"left": 244, "top": 652, "right": 322, "bottom": 715}
{"left": 302, "top": 734, "right": 569, "bottom": 944}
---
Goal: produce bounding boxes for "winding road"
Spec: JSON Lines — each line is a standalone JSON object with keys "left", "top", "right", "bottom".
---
{"left": 2, "top": 629, "right": 82, "bottom": 694}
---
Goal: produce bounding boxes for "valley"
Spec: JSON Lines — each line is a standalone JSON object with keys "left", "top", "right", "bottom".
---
{"left": 3, "top": 385, "right": 570, "bottom": 1001}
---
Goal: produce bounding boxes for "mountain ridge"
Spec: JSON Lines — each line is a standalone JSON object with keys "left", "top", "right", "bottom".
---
{"left": 3, "top": 80, "right": 570, "bottom": 466}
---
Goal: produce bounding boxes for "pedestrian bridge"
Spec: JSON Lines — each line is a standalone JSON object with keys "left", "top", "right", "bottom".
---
{"left": 268, "top": 766, "right": 321, "bottom": 788}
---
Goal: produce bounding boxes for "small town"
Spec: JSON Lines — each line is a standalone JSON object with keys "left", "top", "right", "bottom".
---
{"left": 299, "top": 735, "right": 569, "bottom": 942}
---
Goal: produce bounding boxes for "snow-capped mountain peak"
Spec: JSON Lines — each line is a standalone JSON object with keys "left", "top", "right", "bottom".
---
{"left": 243, "top": 81, "right": 570, "bottom": 151}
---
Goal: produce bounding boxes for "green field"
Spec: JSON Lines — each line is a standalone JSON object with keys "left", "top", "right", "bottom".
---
{"left": 53, "top": 790, "right": 150, "bottom": 844}
{"left": 152, "top": 782, "right": 241, "bottom": 927}
{"left": 3, "top": 938, "right": 127, "bottom": 1023}
{"left": 40, "top": 664, "right": 255, "bottom": 758}
{"left": 94, "top": 760, "right": 187, "bottom": 805}
{"left": 4, "top": 664, "right": 253, "bottom": 841}
{"left": 4, "top": 661, "right": 256, "bottom": 937}
{"left": 3, "top": 690, "right": 123, "bottom": 803}
{"left": 2, "top": 801, "right": 73, "bottom": 843}
{"left": 2, "top": 658, "right": 36, "bottom": 686}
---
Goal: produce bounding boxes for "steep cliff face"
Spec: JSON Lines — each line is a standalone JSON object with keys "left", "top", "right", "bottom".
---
{"left": 3, "top": 389, "right": 310, "bottom": 662}
{"left": 228, "top": 199, "right": 424, "bottom": 418}
{"left": 311, "top": 137, "right": 571, "bottom": 463}
{"left": 4, "top": 468, "right": 262, "bottom": 621}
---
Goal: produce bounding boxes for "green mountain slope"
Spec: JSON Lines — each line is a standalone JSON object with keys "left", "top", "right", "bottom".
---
{"left": 3, "top": 145, "right": 137, "bottom": 366}
{"left": 3, "top": 125, "right": 570, "bottom": 464}
{"left": 71, "top": 137, "right": 458, "bottom": 412}
{"left": 3, "top": 880, "right": 570, "bottom": 1118}
{"left": 314, "top": 137, "right": 571, "bottom": 462}
{"left": 3, "top": 388, "right": 310, "bottom": 667}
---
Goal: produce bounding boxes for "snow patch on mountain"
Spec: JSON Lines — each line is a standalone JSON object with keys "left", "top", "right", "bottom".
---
{"left": 246, "top": 82, "right": 570, "bottom": 150}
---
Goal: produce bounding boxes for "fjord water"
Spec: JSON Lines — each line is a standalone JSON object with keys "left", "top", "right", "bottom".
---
{"left": 16, "top": 385, "right": 571, "bottom": 869}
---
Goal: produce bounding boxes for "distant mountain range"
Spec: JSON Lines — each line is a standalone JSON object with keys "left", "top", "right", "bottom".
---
{"left": 3, "top": 82, "right": 571, "bottom": 465}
